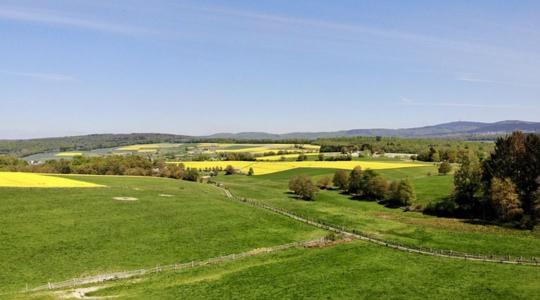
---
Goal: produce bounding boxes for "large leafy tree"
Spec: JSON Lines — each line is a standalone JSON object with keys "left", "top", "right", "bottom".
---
{"left": 482, "top": 132, "right": 540, "bottom": 218}
{"left": 453, "top": 152, "right": 483, "bottom": 214}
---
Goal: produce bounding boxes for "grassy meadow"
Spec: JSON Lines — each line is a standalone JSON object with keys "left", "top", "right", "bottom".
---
{"left": 216, "top": 166, "right": 540, "bottom": 257}
{"left": 84, "top": 241, "right": 540, "bottom": 299}
{"left": 0, "top": 175, "right": 324, "bottom": 294}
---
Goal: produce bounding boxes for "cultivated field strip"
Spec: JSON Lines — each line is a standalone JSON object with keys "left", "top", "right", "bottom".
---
{"left": 213, "top": 184, "right": 540, "bottom": 267}
{"left": 27, "top": 238, "right": 336, "bottom": 292}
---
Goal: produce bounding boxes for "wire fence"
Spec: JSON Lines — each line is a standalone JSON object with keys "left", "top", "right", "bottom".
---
{"left": 211, "top": 182, "right": 540, "bottom": 267}
{"left": 29, "top": 237, "right": 331, "bottom": 292}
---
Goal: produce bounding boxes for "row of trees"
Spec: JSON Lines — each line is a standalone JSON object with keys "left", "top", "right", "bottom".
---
{"left": 332, "top": 167, "right": 416, "bottom": 206}
{"left": 288, "top": 166, "right": 416, "bottom": 206}
{"left": 0, "top": 155, "right": 202, "bottom": 182}
{"left": 317, "top": 136, "right": 491, "bottom": 163}
{"left": 430, "top": 132, "right": 540, "bottom": 228}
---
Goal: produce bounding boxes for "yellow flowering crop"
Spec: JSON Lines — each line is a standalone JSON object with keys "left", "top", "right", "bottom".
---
{"left": 170, "top": 161, "right": 422, "bottom": 175}
{"left": 0, "top": 172, "right": 105, "bottom": 188}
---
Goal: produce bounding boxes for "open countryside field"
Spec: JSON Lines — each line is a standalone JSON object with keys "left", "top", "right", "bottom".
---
{"left": 82, "top": 241, "right": 540, "bottom": 300}
{"left": 216, "top": 167, "right": 540, "bottom": 257}
{"left": 174, "top": 160, "right": 424, "bottom": 175}
{"left": 0, "top": 175, "right": 324, "bottom": 295}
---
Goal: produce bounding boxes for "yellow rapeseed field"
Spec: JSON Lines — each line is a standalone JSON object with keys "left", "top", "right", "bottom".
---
{"left": 0, "top": 172, "right": 105, "bottom": 188}
{"left": 55, "top": 152, "right": 83, "bottom": 157}
{"left": 170, "top": 161, "right": 422, "bottom": 175}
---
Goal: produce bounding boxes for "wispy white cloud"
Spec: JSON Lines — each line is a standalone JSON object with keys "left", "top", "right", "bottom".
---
{"left": 1, "top": 70, "right": 76, "bottom": 82}
{"left": 456, "top": 74, "right": 540, "bottom": 88}
{"left": 0, "top": 6, "right": 155, "bottom": 36}
{"left": 399, "top": 97, "right": 532, "bottom": 109}
{"left": 198, "top": 6, "right": 538, "bottom": 62}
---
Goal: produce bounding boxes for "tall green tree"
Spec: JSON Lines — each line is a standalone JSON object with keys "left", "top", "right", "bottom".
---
{"left": 348, "top": 166, "right": 363, "bottom": 194}
{"left": 482, "top": 132, "right": 540, "bottom": 219}
{"left": 490, "top": 177, "right": 523, "bottom": 222}
{"left": 453, "top": 153, "right": 483, "bottom": 213}
{"left": 332, "top": 170, "right": 349, "bottom": 190}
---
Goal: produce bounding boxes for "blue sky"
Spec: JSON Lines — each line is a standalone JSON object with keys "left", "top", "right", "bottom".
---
{"left": 1, "top": 0, "right": 539, "bottom": 139}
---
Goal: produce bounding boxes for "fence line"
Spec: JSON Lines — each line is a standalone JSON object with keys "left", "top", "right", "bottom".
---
{"left": 28, "top": 237, "right": 332, "bottom": 292}
{"left": 211, "top": 182, "right": 540, "bottom": 267}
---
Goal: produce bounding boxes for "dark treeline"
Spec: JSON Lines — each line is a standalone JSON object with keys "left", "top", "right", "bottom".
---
{"left": 0, "top": 133, "right": 191, "bottom": 158}
{"left": 0, "top": 155, "right": 200, "bottom": 182}
{"left": 316, "top": 136, "right": 493, "bottom": 162}
{"left": 427, "top": 132, "right": 540, "bottom": 228}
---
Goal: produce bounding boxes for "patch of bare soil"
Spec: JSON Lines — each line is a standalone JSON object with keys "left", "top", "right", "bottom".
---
{"left": 113, "top": 197, "right": 138, "bottom": 201}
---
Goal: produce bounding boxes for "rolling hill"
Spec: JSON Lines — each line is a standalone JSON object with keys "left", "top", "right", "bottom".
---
{"left": 206, "top": 120, "right": 540, "bottom": 140}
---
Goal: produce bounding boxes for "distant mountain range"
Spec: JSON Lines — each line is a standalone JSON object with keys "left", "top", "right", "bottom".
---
{"left": 204, "top": 120, "right": 540, "bottom": 140}
{"left": 1, "top": 120, "right": 538, "bottom": 157}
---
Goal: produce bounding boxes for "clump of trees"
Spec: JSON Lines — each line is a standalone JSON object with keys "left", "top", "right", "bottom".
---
{"left": 218, "top": 152, "right": 256, "bottom": 161}
{"left": 0, "top": 155, "right": 201, "bottom": 182}
{"left": 332, "top": 166, "right": 415, "bottom": 207}
{"left": 316, "top": 176, "right": 332, "bottom": 189}
{"left": 428, "top": 132, "right": 540, "bottom": 228}
{"left": 438, "top": 161, "right": 452, "bottom": 175}
{"left": 288, "top": 175, "right": 319, "bottom": 200}
{"left": 224, "top": 165, "right": 237, "bottom": 175}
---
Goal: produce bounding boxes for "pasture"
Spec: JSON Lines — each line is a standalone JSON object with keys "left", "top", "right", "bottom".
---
{"left": 85, "top": 241, "right": 540, "bottom": 299}
{"left": 216, "top": 167, "right": 540, "bottom": 257}
{"left": 0, "top": 175, "right": 323, "bottom": 294}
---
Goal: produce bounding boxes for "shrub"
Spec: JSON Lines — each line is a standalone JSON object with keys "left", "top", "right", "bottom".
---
{"left": 386, "top": 179, "right": 416, "bottom": 207}
{"left": 183, "top": 168, "right": 199, "bottom": 182}
{"left": 224, "top": 165, "right": 236, "bottom": 175}
{"left": 317, "top": 176, "right": 332, "bottom": 189}
{"left": 288, "top": 175, "right": 319, "bottom": 200}
{"left": 438, "top": 161, "right": 452, "bottom": 175}
{"left": 332, "top": 170, "right": 349, "bottom": 191}
{"left": 247, "top": 167, "right": 254, "bottom": 176}
{"left": 347, "top": 166, "right": 363, "bottom": 194}
{"left": 365, "top": 175, "right": 389, "bottom": 200}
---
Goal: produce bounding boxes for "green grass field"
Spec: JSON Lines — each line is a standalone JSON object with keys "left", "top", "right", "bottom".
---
{"left": 2, "top": 165, "right": 539, "bottom": 299}
{"left": 215, "top": 167, "right": 540, "bottom": 257}
{"left": 0, "top": 175, "right": 324, "bottom": 294}
{"left": 86, "top": 241, "right": 540, "bottom": 299}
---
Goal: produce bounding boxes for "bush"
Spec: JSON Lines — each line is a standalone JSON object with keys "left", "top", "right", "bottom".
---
{"left": 317, "top": 176, "right": 332, "bottom": 189}
{"left": 424, "top": 197, "right": 459, "bottom": 217}
{"left": 365, "top": 175, "right": 389, "bottom": 200}
{"left": 332, "top": 170, "right": 349, "bottom": 190}
{"left": 224, "top": 165, "right": 236, "bottom": 175}
{"left": 386, "top": 179, "right": 416, "bottom": 207}
{"left": 347, "top": 166, "right": 363, "bottom": 194}
{"left": 438, "top": 161, "right": 452, "bottom": 175}
{"left": 288, "top": 175, "right": 319, "bottom": 200}
{"left": 247, "top": 167, "right": 254, "bottom": 176}
{"left": 183, "top": 168, "right": 200, "bottom": 182}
